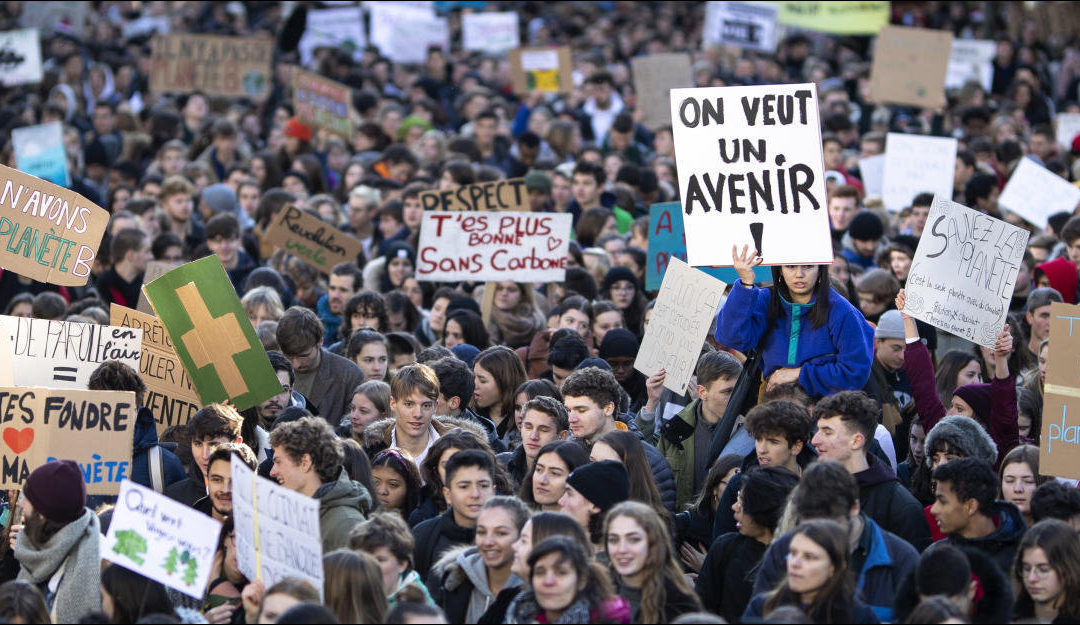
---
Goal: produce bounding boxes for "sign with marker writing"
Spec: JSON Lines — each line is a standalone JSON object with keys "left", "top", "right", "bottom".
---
{"left": 419, "top": 178, "right": 528, "bottom": 212}
{"left": 0, "top": 387, "right": 135, "bottom": 495}
{"left": 946, "top": 39, "right": 995, "bottom": 91}
{"left": 509, "top": 47, "right": 573, "bottom": 95}
{"left": 231, "top": 456, "right": 323, "bottom": 593}
{"left": 0, "top": 29, "right": 43, "bottom": 86}
{"left": 462, "top": 12, "right": 519, "bottom": 55}
{"left": 19, "top": 3, "right": 87, "bottom": 37}
{"left": 293, "top": 69, "right": 353, "bottom": 138}
{"left": 104, "top": 480, "right": 222, "bottom": 598}
{"left": 262, "top": 206, "right": 364, "bottom": 276}
{"left": 149, "top": 34, "right": 273, "bottom": 99}
{"left": 110, "top": 305, "right": 201, "bottom": 433}
{"left": 368, "top": 3, "right": 448, "bottom": 65}
{"left": 773, "top": 1, "right": 889, "bottom": 35}
{"left": 298, "top": 7, "right": 366, "bottom": 66}
{"left": 0, "top": 315, "right": 142, "bottom": 389}
{"left": 143, "top": 256, "right": 281, "bottom": 412}
{"left": 903, "top": 196, "right": 1029, "bottom": 348}
{"left": 417, "top": 211, "right": 571, "bottom": 282}
{"left": 635, "top": 258, "right": 727, "bottom": 395}
{"left": 703, "top": 2, "right": 778, "bottom": 53}
{"left": 0, "top": 332, "right": 11, "bottom": 386}
{"left": 1040, "top": 302, "right": 1080, "bottom": 479}
{"left": 998, "top": 157, "right": 1080, "bottom": 230}
{"left": 669, "top": 84, "right": 830, "bottom": 267}
{"left": 869, "top": 26, "right": 953, "bottom": 109}
{"left": 12, "top": 122, "right": 68, "bottom": 187}
{"left": 631, "top": 54, "right": 693, "bottom": 132}
{"left": 1055, "top": 113, "right": 1080, "bottom": 149}
{"left": 882, "top": 133, "right": 957, "bottom": 212}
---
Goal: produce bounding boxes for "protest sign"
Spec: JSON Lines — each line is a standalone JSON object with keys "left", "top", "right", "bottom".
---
{"left": 999, "top": 157, "right": 1080, "bottom": 229}
{"left": 1040, "top": 302, "right": 1080, "bottom": 479}
{"left": 773, "top": 1, "right": 889, "bottom": 34}
{"left": 869, "top": 26, "right": 953, "bottom": 109}
{"left": 416, "top": 211, "right": 571, "bottom": 282}
{"left": 509, "top": 47, "right": 574, "bottom": 95}
{"left": 419, "top": 178, "right": 528, "bottom": 212}
{"left": 646, "top": 202, "right": 770, "bottom": 291}
{"left": 19, "top": 3, "right": 87, "bottom": 37}
{"left": 12, "top": 122, "right": 68, "bottom": 187}
{"left": 635, "top": 258, "right": 727, "bottom": 395}
{"left": 462, "top": 12, "right": 519, "bottom": 55}
{"left": 946, "top": 39, "right": 995, "bottom": 91}
{"left": 111, "top": 305, "right": 201, "bottom": 432}
{"left": 882, "top": 133, "right": 958, "bottom": 213}
{"left": 104, "top": 480, "right": 222, "bottom": 598}
{"left": 703, "top": 2, "right": 778, "bottom": 53}
{"left": 859, "top": 154, "right": 885, "bottom": 198}
{"left": 137, "top": 261, "right": 178, "bottom": 314}
{"left": 232, "top": 456, "right": 324, "bottom": 592}
{"left": 293, "top": 69, "right": 353, "bottom": 138}
{"left": 0, "top": 387, "right": 136, "bottom": 495}
{"left": 262, "top": 206, "right": 364, "bottom": 275}
{"left": 298, "top": 7, "right": 366, "bottom": 66}
{"left": 368, "top": 3, "right": 449, "bottom": 65}
{"left": 0, "top": 315, "right": 142, "bottom": 389}
{"left": 149, "top": 34, "right": 273, "bottom": 99}
{"left": 0, "top": 332, "right": 11, "bottom": 386}
{"left": 1055, "top": 113, "right": 1080, "bottom": 149}
{"left": 631, "top": 54, "right": 693, "bottom": 131}
{"left": 143, "top": 257, "right": 281, "bottom": 413}
{"left": 669, "top": 83, "right": 831, "bottom": 267}
{"left": 0, "top": 29, "right": 42, "bottom": 86}
{"left": 903, "top": 196, "right": 1029, "bottom": 348}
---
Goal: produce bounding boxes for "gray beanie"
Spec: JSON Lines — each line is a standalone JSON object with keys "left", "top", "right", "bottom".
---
{"left": 200, "top": 183, "right": 237, "bottom": 215}
{"left": 874, "top": 310, "right": 905, "bottom": 340}
{"left": 923, "top": 415, "right": 998, "bottom": 467}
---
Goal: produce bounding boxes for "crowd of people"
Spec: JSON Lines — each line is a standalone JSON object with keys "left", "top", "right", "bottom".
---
{"left": 1, "top": 1, "right": 1080, "bottom": 624}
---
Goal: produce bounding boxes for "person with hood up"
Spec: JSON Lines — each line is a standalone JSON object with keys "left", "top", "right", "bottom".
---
{"left": 1033, "top": 256, "right": 1077, "bottom": 304}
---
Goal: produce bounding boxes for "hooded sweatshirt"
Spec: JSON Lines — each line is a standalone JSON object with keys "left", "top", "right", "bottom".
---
{"left": 1035, "top": 256, "right": 1077, "bottom": 303}
{"left": 315, "top": 468, "right": 372, "bottom": 552}
{"left": 942, "top": 501, "right": 1027, "bottom": 576}
{"left": 431, "top": 546, "right": 523, "bottom": 623}
{"left": 15, "top": 509, "right": 101, "bottom": 623}
{"left": 854, "top": 452, "right": 932, "bottom": 551}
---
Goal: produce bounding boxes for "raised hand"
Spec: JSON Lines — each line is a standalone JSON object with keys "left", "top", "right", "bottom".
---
{"left": 732, "top": 244, "right": 762, "bottom": 286}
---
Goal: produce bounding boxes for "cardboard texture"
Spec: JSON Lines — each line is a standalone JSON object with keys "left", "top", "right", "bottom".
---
{"left": 632, "top": 54, "right": 694, "bottom": 131}
{"left": 462, "top": 12, "right": 520, "bottom": 54}
{"left": 149, "top": 34, "right": 273, "bottom": 99}
{"left": 142, "top": 256, "right": 281, "bottom": 412}
{"left": 368, "top": 3, "right": 449, "bottom": 65}
{"left": 946, "top": 39, "right": 995, "bottom": 91}
{"left": 1041, "top": 302, "right": 1080, "bottom": 479}
{"left": 903, "top": 196, "right": 1029, "bottom": 348}
{"left": 869, "top": 26, "right": 953, "bottom": 109}
{"left": 882, "top": 133, "right": 958, "bottom": 212}
{"left": 998, "top": 157, "right": 1080, "bottom": 229}
{"left": 298, "top": 7, "right": 366, "bottom": 66}
{"left": 419, "top": 178, "right": 528, "bottom": 212}
{"left": 0, "top": 315, "right": 142, "bottom": 389}
{"left": 774, "top": 1, "right": 889, "bottom": 35}
{"left": 509, "top": 47, "right": 573, "bottom": 95}
{"left": 12, "top": 122, "right": 68, "bottom": 187}
{"left": 0, "top": 387, "right": 136, "bottom": 495}
{"left": 262, "top": 206, "right": 364, "bottom": 275}
{"left": 669, "top": 83, "right": 831, "bottom": 267}
{"left": 293, "top": 69, "right": 353, "bottom": 138}
{"left": 110, "top": 305, "right": 201, "bottom": 433}
{"left": 136, "top": 261, "right": 179, "bottom": 314}
{"left": 0, "top": 163, "right": 109, "bottom": 286}
{"left": 104, "top": 480, "right": 222, "bottom": 598}
{"left": 0, "top": 29, "right": 43, "bottom": 86}
{"left": 703, "top": 2, "right": 778, "bottom": 52}
{"left": 1055, "top": 113, "right": 1080, "bottom": 148}
{"left": 635, "top": 258, "right": 727, "bottom": 395}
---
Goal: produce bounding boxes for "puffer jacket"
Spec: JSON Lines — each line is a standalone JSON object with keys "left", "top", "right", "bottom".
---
{"left": 430, "top": 546, "right": 523, "bottom": 624}
{"left": 362, "top": 414, "right": 493, "bottom": 459}
{"left": 577, "top": 413, "right": 676, "bottom": 513}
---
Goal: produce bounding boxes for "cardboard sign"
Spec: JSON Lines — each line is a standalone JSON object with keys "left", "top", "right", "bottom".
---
{"left": 419, "top": 178, "right": 528, "bottom": 212}
{"left": 149, "top": 34, "right": 273, "bottom": 99}
{"left": 646, "top": 202, "right": 771, "bottom": 291}
{"left": 859, "top": 154, "right": 885, "bottom": 198}
{"left": 631, "top": 54, "right": 693, "bottom": 131}
{"left": 232, "top": 456, "right": 323, "bottom": 593}
{"left": 462, "top": 12, "right": 519, "bottom": 55}
{"left": 110, "top": 305, "right": 201, "bottom": 433}
{"left": 368, "top": 3, "right": 449, "bottom": 65}
{"left": 298, "top": 7, "right": 367, "bottom": 66}
{"left": 143, "top": 257, "right": 281, "bottom": 413}
{"left": 635, "top": 258, "right": 727, "bottom": 395}
{"left": 903, "top": 196, "right": 1029, "bottom": 348}
{"left": 0, "top": 315, "right": 142, "bottom": 389}
{"left": 1055, "top": 113, "right": 1080, "bottom": 149}
{"left": 869, "top": 26, "right": 953, "bottom": 109}
{"left": 262, "top": 206, "right": 364, "bottom": 275}
{"left": 0, "top": 29, "right": 43, "bottom": 86}
{"left": 104, "top": 480, "right": 222, "bottom": 598}
{"left": 12, "top": 122, "right": 68, "bottom": 187}
{"left": 946, "top": 39, "right": 995, "bottom": 91}
{"left": 0, "top": 387, "right": 136, "bottom": 495}
{"left": 1041, "top": 302, "right": 1080, "bottom": 479}
{"left": 416, "top": 211, "right": 571, "bottom": 282}
{"left": 669, "top": 84, "right": 831, "bottom": 267}
{"left": 293, "top": 69, "right": 352, "bottom": 138}
{"left": 774, "top": 1, "right": 889, "bottom": 35}
{"left": 703, "top": 2, "right": 779, "bottom": 53}
{"left": 882, "top": 133, "right": 958, "bottom": 212}
{"left": 137, "top": 261, "right": 179, "bottom": 314}
{"left": 999, "top": 158, "right": 1080, "bottom": 229}
{"left": 509, "top": 47, "right": 573, "bottom": 95}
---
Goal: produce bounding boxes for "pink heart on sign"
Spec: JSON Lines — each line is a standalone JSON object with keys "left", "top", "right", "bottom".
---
{"left": 547, "top": 237, "right": 562, "bottom": 252}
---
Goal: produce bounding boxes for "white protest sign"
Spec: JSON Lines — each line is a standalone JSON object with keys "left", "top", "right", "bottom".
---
{"left": 104, "top": 480, "right": 222, "bottom": 599}
{"left": 0, "top": 29, "right": 43, "bottom": 86}
{"left": 670, "top": 84, "right": 831, "bottom": 267}
{"left": 368, "top": 3, "right": 448, "bottom": 65}
{"left": 231, "top": 456, "right": 324, "bottom": 593}
{"left": 635, "top": 258, "right": 727, "bottom": 395}
{"left": 882, "top": 133, "right": 957, "bottom": 212}
{"left": 462, "top": 12, "right": 519, "bottom": 55}
{"left": 904, "top": 196, "right": 1028, "bottom": 348}
{"left": 416, "top": 211, "right": 572, "bottom": 282}
{"left": 999, "top": 157, "right": 1080, "bottom": 229}
{"left": 0, "top": 332, "right": 11, "bottom": 386}
{"left": 1056, "top": 113, "right": 1080, "bottom": 149}
{"left": 946, "top": 39, "right": 995, "bottom": 91}
{"left": 0, "top": 315, "right": 142, "bottom": 389}
{"left": 859, "top": 154, "right": 885, "bottom": 198}
{"left": 703, "top": 1, "right": 778, "bottom": 53}
{"left": 12, "top": 122, "right": 69, "bottom": 187}
{"left": 299, "top": 7, "right": 367, "bottom": 66}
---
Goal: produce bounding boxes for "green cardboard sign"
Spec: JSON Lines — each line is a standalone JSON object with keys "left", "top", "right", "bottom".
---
{"left": 142, "top": 256, "right": 280, "bottom": 412}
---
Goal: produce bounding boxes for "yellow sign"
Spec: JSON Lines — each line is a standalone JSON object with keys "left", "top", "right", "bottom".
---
{"left": 772, "top": 1, "right": 890, "bottom": 35}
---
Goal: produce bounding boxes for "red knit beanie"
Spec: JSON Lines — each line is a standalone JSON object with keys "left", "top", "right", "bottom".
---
{"left": 283, "top": 117, "right": 312, "bottom": 142}
{"left": 23, "top": 460, "right": 86, "bottom": 523}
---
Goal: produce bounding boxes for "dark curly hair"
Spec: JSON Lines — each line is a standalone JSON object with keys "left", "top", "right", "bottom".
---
{"left": 269, "top": 417, "right": 343, "bottom": 483}
{"left": 560, "top": 366, "right": 622, "bottom": 413}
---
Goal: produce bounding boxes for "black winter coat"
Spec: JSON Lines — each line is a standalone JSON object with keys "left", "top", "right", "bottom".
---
{"left": 855, "top": 453, "right": 932, "bottom": 551}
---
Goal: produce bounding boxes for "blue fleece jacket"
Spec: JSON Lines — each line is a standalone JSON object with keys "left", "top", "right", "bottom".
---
{"left": 714, "top": 282, "right": 874, "bottom": 397}
{"left": 317, "top": 294, "right": 342, "bottom": 346}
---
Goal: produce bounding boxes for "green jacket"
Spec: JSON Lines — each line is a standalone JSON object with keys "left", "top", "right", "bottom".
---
{"left": 318, "top": 468, "right": 372, "bottom": 552}
{"left": 657, "top": 399, "right": 701, "bottom": 512}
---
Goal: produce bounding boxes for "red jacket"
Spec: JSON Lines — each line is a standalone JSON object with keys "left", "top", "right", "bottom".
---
{"left": 1035, "top": 256, "right": 1078, "bottom": 304}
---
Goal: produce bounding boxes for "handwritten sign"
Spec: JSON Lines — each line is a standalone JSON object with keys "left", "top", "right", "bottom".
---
{"left": 869, "top": 26, "right": 953, "bottom": 109}
{"left": 859, "top": 154, "right": 885, "bottom": 199}
{"left": 670, "top": 84, "right": 830, "bottom": 267}
{"left": 635, "top": 258, "right": 727, "bottom": 395}
{"left": 1041, "top": 302, "right": 1080, "bottom": 479}
{"left": 773, "top": 1, "right": 889, "bottom": 35}
{"left": 998, "top": 158, "right": 1080, "bottom": 229}
{"left": 703, "top": 2, "right": 778, "bottom": 52}
{"left": 0, "top": 387, "right": 135, "bottom": 495}
{"left": 12, "top": 122, "right": 68, "bottom": 187}
{"left": 419, "top": 178, "right": 527, "bottom": 212}
{"left": 232, "top": 456, "right": 323, "bottom": 593}
{"left": 262, "top": 206, "right": 364, "bottom": 275}
{"left": 149, "top": 34, "right": 273, "bottom": 99}
{"left": 462, "top": 12, "right": 519, "bottom": 55}
{"left": 110, "top": 305, "right": 200, "bottom": 433}
{"left": 946, "top": 39, "right": 995, "bottom": 91}
{"left": 293, "top": 69, "right": 352, "bottom": 138}
{"left": 882, "top": 133, "right": 958, "bottom": 212}
{"left": 368, "top": 3, "right": 448, "bottom": 65}
{"left": 903, "top": 196, "right": 1029, "bottom": 348}
{"left": 298, "top": 7, "right": 366, "bottom": 66}
{"left": 104, "top": 480, "right": 222, "bottom": 598}
{"left": 0, "top": 332, "right": 11, "bottom": 386}
{"left": 0, "top": 315, "right": 142, "bottom": 389}
{"left": 631, "top": 54, "right": 693, "bottom": 132}
{"left": 0, "top": 29, "right": 43, "bottom": 86}
{"left": 1055, "top": 113, "right": 1080, "bottom": 149}
{"left": 509, "top": 47, "right": 573, "bottom": 95}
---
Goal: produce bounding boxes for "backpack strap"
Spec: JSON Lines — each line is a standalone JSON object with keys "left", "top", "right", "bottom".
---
{"left": 149, "top": 445, "right": 164, "bottom": 493}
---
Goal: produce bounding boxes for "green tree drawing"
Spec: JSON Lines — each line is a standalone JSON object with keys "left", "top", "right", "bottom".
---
{"left": 182, "top": 557, "right": 198, "bottom": 586}
{"left": 112, "top": 530, "right": 147, "bottom": 565}
{"left": 162, "top": 547, "right": 180, "bottom": 575}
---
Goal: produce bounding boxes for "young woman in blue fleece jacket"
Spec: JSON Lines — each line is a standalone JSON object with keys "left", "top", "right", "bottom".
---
{"left": 714, "top": 245, "right": 875, "bottom": 397}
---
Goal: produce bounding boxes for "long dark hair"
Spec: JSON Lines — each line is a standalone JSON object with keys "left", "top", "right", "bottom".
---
{"left": 519, "top": 440, "right": 590, "bottom": 509}
{"left": 595, "top": 430, "right": 668, "bottom": 521}
{"left": 101, "top": 565, "right": 174, "bottom": 624}
{"left": 768, "top": 265, "right": 832, "bottom": 330}
{"left": 1013, "top": 520, "right": 1080, "bottom": 621}
{"left": 371, "top": 448, "right": 422, "bottom": 518}
{"left": 526, "top": 537, "right": 616, "bottom": 619}
{"left": 763, "top": 519, "right": 855, "bottom": 623}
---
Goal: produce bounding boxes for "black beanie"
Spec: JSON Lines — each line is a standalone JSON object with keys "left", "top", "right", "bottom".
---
{"left": 601, "top": 266, "right": 638, "bottom": 293}
{"left": 848, "top": 211, "right": 884, "bottom": 242}
{"left": 566, "top": 460, "right": 629, "bottom": 512}
{"left": 599, "top": 328, "right": 639, "bottom": 359}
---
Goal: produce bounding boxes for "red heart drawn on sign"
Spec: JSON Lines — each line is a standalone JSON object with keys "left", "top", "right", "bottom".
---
{"left": 547, "top": 237, "right": 562, "bottom": 252}
{"left": 3, "top": 428, "right": 34, "bottom": 455}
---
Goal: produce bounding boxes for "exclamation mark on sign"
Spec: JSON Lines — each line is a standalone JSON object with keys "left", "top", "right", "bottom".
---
{"left": 750, "top": 222, "right": 764, "bottom": 258}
